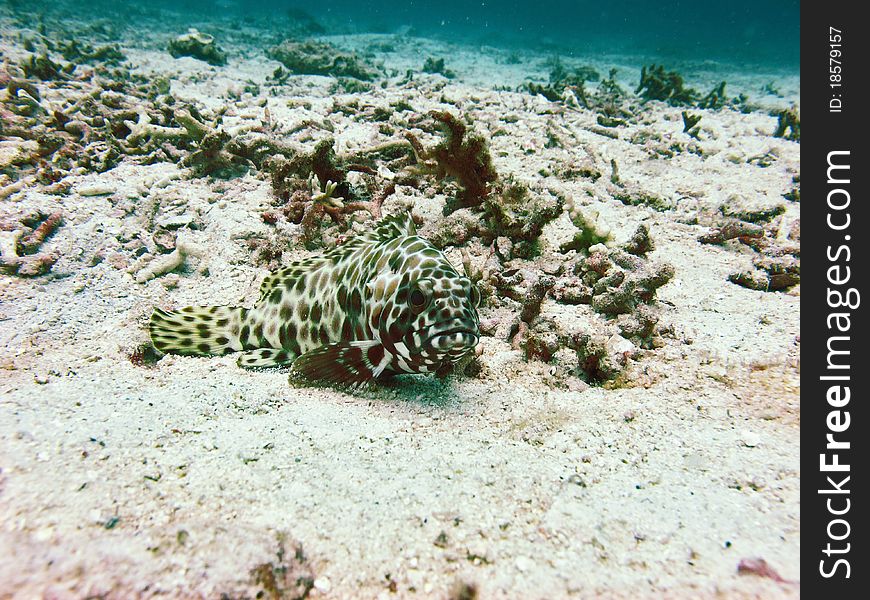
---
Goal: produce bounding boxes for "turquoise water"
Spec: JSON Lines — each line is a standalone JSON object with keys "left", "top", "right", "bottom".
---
{"left": 13, "top": 0, "right": 799, "bottom": 69}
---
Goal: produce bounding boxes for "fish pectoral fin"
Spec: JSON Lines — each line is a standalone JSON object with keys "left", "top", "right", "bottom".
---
{"left": 291, "top": 340, "right": 391, "bottom": 385}
{"left": 236, "top": 348, "right": 297, "bottom": 370}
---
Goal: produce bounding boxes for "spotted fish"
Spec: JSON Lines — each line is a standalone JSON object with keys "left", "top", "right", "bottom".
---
{"left": 149, "top": 213, "right": 481, "bottom": 385}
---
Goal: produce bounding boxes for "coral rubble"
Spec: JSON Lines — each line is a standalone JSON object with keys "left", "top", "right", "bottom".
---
{"left": 635, "top": 64, "right": 698, "bottom": 106}
{"left": 773, "top": 105, "right": 800, "bottom": 141}
{"left": 0, "top": 210, "right": 62, "bottom": 277}
{"left": 267, "top": 40, "right": 380, "bottom": 81}
{"left": 422, "top": 57, "right": 456, "bottom": 79}
{"left": 168, "top": 29, "right": 227, "bottom": 66}
{"left": 700, "top": 195, "right": 800, "bottom": 292}
{"left": 405, "top": 111, "right": 498, "bottom": 215}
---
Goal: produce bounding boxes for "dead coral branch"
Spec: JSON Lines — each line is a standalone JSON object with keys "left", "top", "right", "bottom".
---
{"left": 404, "top": 111, "right": 498, "bottom": 215}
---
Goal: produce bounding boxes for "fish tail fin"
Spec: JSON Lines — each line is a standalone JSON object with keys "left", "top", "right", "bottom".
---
{"left": 149, "top": 305, "right": 245, "bottom": 357}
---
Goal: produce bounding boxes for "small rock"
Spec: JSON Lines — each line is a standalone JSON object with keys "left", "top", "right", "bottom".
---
{"left": 77, "top": 184, "right": 115, "bottom": 196}
{"left": 160, "top": 274, "right": 180, "bottom": 289}
{"left": 606, "top": 334, "right": 635, "bottom": 357}
{"left": 168, "top": 28, "right": 227, "bottom": 66}
{"left": 740, "top": 431, "right": 761, "bottom": 448}
{"left": 313, "top": 577, "right": 331, "bottom": 593}
{"left": 720, "top": 193, "right": 785, "bottom": 224}
{"left": 566, "top": 378, "right": 589, "bottom": 393}
{"left": 156, "top": 214, "right": 195, "bottom": 229}
{"left": 152, "top": 229, "right": 177, "bottom": 252}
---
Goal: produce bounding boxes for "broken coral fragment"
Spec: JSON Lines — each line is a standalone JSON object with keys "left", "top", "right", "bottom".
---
{"left": 560, "top": 196, "right": 612, "bottom": 253}
{"left": 134, "top": 240, "right": 204, "bottom": 284}
{"left": 773, "top": 105, "right": 800, "bottom": 141}
{"left": 0, "top": 211, "right": 63, "bottom": 277}
{"left": 405, "top": 111, "right": 498, "bottom": 215}
{"left": 267, "top": 40, "right": 379, "bottom": 80}
{"left": 168, "top": 29, "right": 227, "bottom": 66}
{"left": 636, "top": 64, "right": 698, "bottom": 106}
{"left": 729, "top": 255, "right": 800, "bottom": 292}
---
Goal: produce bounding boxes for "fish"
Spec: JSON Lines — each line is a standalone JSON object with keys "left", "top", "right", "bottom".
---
{"left": 148, "top": 213, "right": 481, "bottom": 385}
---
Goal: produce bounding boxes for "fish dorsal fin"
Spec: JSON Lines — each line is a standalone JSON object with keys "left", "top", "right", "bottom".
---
{"left": 366, "top": 213, "right": 415, "bottom": 243}
{"left": 291, "top": 340, "right": 392, "bottom": 385}
{"left": 256, "top": 257, "right": 320, "bottom": 303}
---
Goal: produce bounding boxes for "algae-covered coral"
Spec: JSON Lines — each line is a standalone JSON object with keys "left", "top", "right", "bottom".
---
{"left": 168, "top": 28, "right": 227, "bottom": 66}
{"left": 267, "top": 39, "right": 380, "bottom": 80}
{"left": 405, "top": 111, "right": 498, "bottom": 214}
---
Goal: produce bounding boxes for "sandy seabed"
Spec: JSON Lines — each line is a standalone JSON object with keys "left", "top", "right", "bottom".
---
{"left": 1, "top": 14, "right": 799, "bottom": 600}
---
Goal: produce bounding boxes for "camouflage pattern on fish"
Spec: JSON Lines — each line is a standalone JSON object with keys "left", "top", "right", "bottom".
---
{"left": 149, "top": 213, "right": 481, "bottom": 384}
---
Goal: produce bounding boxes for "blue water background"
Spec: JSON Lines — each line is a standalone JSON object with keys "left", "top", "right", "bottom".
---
{"left": 197, "top": 1, "right": 797, "bottom": 67}
{"left": 20, "top": 0, "right": 801, "bottom": 70}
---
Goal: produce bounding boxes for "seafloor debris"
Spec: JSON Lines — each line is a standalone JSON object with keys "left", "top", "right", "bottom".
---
{"left": 59, "top": 40, "right": 126, "bottom": 65}
{"left": 20, "top": 52, "right": 74, "bottom": 81}
{"left": 263, "top": 138, "right": 402, "bottom": 247}
{"left": 511, "top": 309, "right": 643, "bottom": 384}
{"left": 698, "top": 81, "right": 728, "bottom": 109}
{"left": 525, "top": 82, "right": 561, "bottom": 103}
{"left": 737, "top": 557, "right": 792, "bottom": 584}
{"left": 698, "top": 219, "right": 763, "bottom": 245}
{"left": 610, "top": 184, "right": 674, "bottom": 212}
{"left": 267, "top": 39, "right": 380, "bottom": 81}
{"left": 570, "top": 331, "right": 637, "bottom": 383}
{"left": 719, "top": 193, "right": 785, "bottom": 224}
{"left": 525, "top": 65, "right": 632, "bottom": 120}
{"left": 0, "top": 210, "right": 63, "bottom": 277}
{"left": 0, "top": 51, "right": 202, "bottom": 191}
{"left": 576, "top": 245, "right": 674, "bottom": 316}
{"left": 548, "top": 58, "right": 600, "bottom": 85}
{"left": 729, "top": 255, "right": 800, "bottom": 292}
{"left": 509, "top": 274, "right": 556, "bottom": 351}
{"left": 168, "top": 28, "right": 227, "bottom": 66}
{"left": 559, "top": 196, "right": 612, "bottom": 253}
{"left": 636, "top": 65, "right": 740, "bottom": 110}
{"left": 635, "top": 64, "right": 698, "bottom": 105}
{"left": 700, "top": 196, "right": 799, "bottom": 291}
{"left": 480, "top": 182, "right": 562, "bottom": 258}
{"left": 448, "top": 580, "right": 479, "bottom": 600}
{"left": 422, "top": 57, "right": 456, "bottom": 79}
{"left": 552, "top": 224, "right": 673, "bottom": 316}
{"left": 250, "top": 537, "right": 316, "bottom": 600}
{"left": 427, "top": 183, "right": 562, "bottom": 260}
{"left": 133, "top": 238, "right": 204, "bottom": 284}
{"left": 405, "top": 111, "right": 498, "bottom": 215}
{"left": 495, "top": 224, "right": 673, "bottom": 382}
{"left": 681, "top": 111, "right": 702, "bottom": 137}
{"left": 773, "top": 105, "right": 800, "bottom": 141}
{"left": 524, "top": 58, "right": 599, "bottom": 103}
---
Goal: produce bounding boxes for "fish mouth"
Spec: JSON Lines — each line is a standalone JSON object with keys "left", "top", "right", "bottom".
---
{"left": 425, "top": 326, "right": 479, "bottom": 349}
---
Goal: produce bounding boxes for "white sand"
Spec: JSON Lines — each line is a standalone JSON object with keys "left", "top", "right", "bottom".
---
{"left": 0, "top": 26, "right": 799, "bottom": 599}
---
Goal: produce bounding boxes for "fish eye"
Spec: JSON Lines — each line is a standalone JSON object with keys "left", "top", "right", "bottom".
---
{"left": 409, "top": 288, "right": 426, "bottom": 308}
